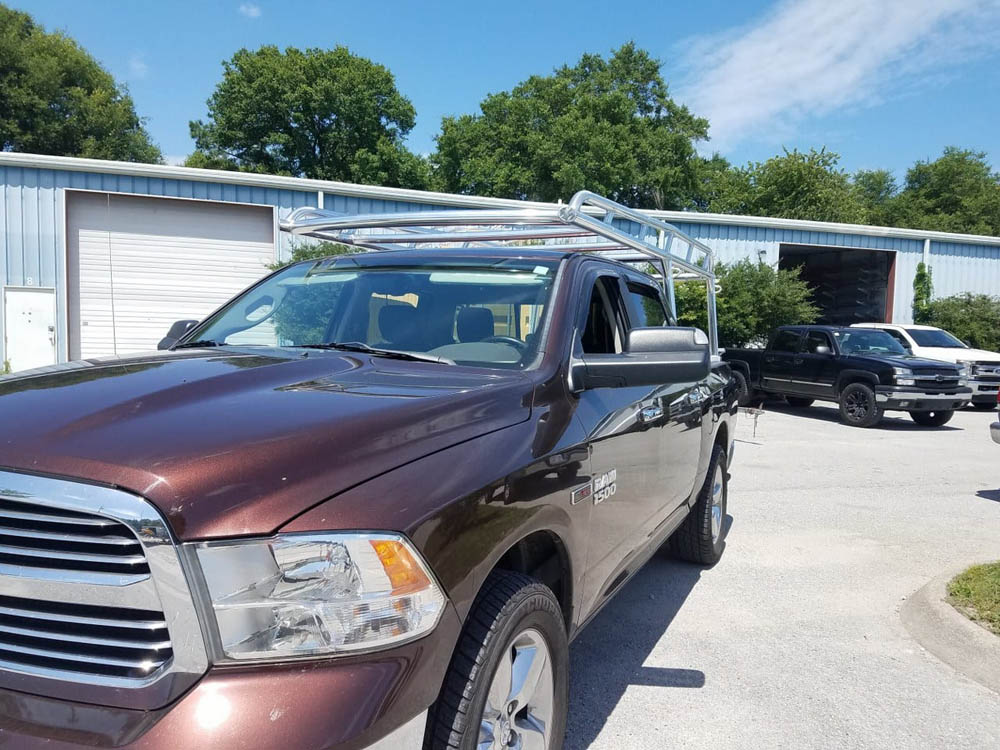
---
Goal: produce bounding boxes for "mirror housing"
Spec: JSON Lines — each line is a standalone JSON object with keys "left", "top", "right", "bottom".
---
{"left": 157, "top": 319, "right": 199, "bottom": 350}
{"left": 571, "top": 327, "right": 710, "bottom": 391}
{"left": 814, "top": 345, "right": 832, "bottom": 355}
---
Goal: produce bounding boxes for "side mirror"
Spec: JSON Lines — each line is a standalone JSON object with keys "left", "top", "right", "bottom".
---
{"left": 814, "top": 345, "right": 832, "bottom": 355}
{"left": 157, "top": 319, "right": 199, "bottom": 350}
{"left": 571, "top": 327, "right": 710, "bottom": 391}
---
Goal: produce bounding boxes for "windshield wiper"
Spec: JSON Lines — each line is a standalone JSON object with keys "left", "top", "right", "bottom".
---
{"left": 174, "top": 340, "right": 226, "bottom": 349}
{"left": 296, "top": 342, "right": 454, "bottom": 365}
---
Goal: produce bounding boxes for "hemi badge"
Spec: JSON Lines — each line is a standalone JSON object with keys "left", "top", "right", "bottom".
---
{"left": 570, "top": 483, "right": 593, "bottom": 506}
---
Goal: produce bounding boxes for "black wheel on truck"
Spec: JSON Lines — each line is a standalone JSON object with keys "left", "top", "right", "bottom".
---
{"left": 838, "top": 382, "right": 883, "bottom": 428}
{"left": 731, "top": 370, "right": 752, "bottom": 407}
{"left": 785, "top": 396, "right": 814, "bottom": 408}
{"left": 909, "top": 409, "right": 955, "bottom": 427}
{"left": 665, "top": 445, "right": 728, "bottom": 565}
{"left": 427, "top": 570, "right": 568, "bottom": 750}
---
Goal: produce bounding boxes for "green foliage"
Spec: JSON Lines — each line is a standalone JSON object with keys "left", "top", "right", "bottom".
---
{"left": 269, "top": 240, "right": 357, "bottom": 271}
{"left": 948, "top": 561, "right": 1000, "bottom": 636}
{"left": 0, "top": 4, "right": 160, "bottom": 161}
{"left": 675, "top": 260, "right": 818, "bottom": 348}
{"left": 924, "top": 293, "right": 1000, "bottom": 352}
{"left": 853, "top": 168, "right": 900, "bottom": 226}
{"left": 190, "top": 45, "right": 428, "bottom": 188}
{"left": 912, "top": 262, "right": 933, "bottom": 324}
{"left": 431, "top": 43, "right": 708, "bottom": 208}
{"left": 704, "top": 148, "right": 863, "bottom": 223}
{"left": 1, "top": 359, "right": 10, "bottom": 376}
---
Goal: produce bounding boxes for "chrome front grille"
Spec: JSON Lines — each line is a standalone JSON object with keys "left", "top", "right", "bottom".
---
{"left": 911, "top": 367, "right": 960, "bottom": 389}
{"left": 0, "top": 470, "right": 208, "bottom": 708}
{"left": 0, "top": 594, "right": 172, "bottom": 679}
{"left": 0, "top": 497, "right": 150, "bottom": 576}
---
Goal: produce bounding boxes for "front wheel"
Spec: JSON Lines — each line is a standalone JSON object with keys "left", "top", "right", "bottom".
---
{"left": 838, "top": 383, "right": 883, "bottom": 428}
{"left": 665, "top": 444, "right": 728, "bottom": 565}
{"left": 910, "top": 409, "right": 954, "bottom": 427}
{"left": 427, "top": 570, "right": 568, "bottom": 750}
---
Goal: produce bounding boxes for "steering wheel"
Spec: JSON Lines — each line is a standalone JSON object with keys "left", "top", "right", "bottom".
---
{"left": 483, "top": 336, "right": 527, "bottom": 351}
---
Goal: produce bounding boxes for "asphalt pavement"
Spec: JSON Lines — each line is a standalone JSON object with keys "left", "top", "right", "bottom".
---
{"left": 566, "top": 402, "right": 1000, "bottom": 749}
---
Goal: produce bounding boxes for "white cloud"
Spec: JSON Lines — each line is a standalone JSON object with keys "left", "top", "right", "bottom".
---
{"left": 238, "top": 3, "right": 262, "bottom": 18}
{"left": 128, "top": 54, "right": 148, "bottom": 79}
{"left": 674, "top": 0, "right": 1000, "bottom": 153}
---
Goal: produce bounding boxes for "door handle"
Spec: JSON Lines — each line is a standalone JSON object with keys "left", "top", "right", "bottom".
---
{"left": 638, "top": 405, "right": 663, "bottom": 423}
{"left": 764, "top": 356, "right": 775, "bottom": 363}
{"left": 793, "top": 357, "right": 804, "bottom": 364}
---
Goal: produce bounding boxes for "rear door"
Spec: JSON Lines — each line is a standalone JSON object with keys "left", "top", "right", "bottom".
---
{"left": 761, "top": 329, "right": 803, "bottom": 391}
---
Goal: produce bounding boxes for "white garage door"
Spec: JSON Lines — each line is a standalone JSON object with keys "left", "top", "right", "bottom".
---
{"left": 67, "top": 193, "right": 275, "bottom": 359}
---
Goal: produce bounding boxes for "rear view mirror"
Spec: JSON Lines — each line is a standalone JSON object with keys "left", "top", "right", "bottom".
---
{"left": 157, "top": 319, "right": 199, "bottom": 350}
{"left": 571, "top": 327, "right": 710, "bottom": 391}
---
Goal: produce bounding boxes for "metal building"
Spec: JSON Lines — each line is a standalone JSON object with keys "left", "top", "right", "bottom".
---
{"left": 2, "top": 152, "right": 999, "bottom": 372}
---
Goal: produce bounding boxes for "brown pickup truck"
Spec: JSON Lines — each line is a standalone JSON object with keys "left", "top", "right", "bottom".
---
{"left": 0, "top": 194, "right": 737, "bottom": 750}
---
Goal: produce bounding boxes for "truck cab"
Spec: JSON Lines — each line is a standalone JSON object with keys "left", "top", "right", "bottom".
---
{"left": 851, "top": 323, "right": 1000, "bottom": 410}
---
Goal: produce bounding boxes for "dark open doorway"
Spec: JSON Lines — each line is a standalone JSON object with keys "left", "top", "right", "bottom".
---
{"left": 778, "top": 244, "right": 895, "bottom": 325}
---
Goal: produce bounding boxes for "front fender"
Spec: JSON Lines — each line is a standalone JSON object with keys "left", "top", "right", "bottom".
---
{"left": 281, "top": 419, "right": 589, "bottom": 629}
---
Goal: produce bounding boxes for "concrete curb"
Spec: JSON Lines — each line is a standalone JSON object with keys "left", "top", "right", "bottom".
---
{"left": 900, "top": 566, "right": 1000, "bottom": 695}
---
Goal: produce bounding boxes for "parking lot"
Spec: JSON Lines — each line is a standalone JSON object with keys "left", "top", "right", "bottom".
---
{"left": 566, "top": 403, "right": 1000, "bottom": 749}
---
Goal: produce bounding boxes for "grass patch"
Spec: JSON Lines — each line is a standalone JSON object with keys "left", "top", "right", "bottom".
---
{"left": 948, "top": 562, "right": 1000, "bottom": 636}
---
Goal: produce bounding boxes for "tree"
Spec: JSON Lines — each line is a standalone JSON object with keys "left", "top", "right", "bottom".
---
{"left": 432, "top": 43, "right": 708, "bottom": 208}
{"left": 892, "top": 148, "right": 1000, "bottom": 236}
{"left": 0, "top": 5, "right": 160, "bottom": 161}
{"left": 853, "top": 168, "right": 900, "bottom": 226}
{"left": 912, "top": 261, "right": 933, "bottom": 324}
{"left": 925, "top": 293, "right": 1000, "bottom": 352}
{"left": 268, "top": 240, "right": 356, "bottom": 271}
{"left": 675, "top": 260, "right": 819, "bottom": 347}
{"left": 705, "top": 148, "right": 864, "bottom": 223}
{"left": 189, "top": 45, "right": 428, "bottom": 188}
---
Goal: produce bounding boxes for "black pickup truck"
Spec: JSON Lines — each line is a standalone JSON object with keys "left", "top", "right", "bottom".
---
{"left": 724, "top": 325, "right": 971, "bottom": 427}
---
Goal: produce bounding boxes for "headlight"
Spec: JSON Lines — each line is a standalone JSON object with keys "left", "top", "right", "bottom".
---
{"left": 956, "top": 361, "right": 973, "bottom": 377}
{"left": 193, "top": 533, "right": 445, "bottom": 661}
{"left": 893, "top": 366, "right": 915, "bottom": 386}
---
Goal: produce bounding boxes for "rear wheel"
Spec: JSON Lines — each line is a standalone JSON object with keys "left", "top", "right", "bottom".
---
{"left": 910, "top": 409, "right": 954, "bottom": 427}
{"left": 427, "top": 570, "right": 568, "bottom": 750}
{"left": 666, "top": 445, "right": 728, "bottom": 565}
{"left": 838, "top": 382, "right": 883, "bottom": 428}
{"left": 785, "top": 396, "right": 814, "bottom": 408}
{"left": 731, "top": 370, "right": 752, "bottom": 407}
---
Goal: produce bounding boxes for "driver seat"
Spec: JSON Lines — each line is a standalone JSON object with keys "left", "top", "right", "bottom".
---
{"left": 457, "top": 307, "right": 495, "bottom": 342}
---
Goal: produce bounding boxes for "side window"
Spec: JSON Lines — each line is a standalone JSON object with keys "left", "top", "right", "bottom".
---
{"left": 771, "top": 330, "right": 802, "bottom": 352}
{"left": 581, "top": 277, "right": 625, "bottom": 354}
{"left": 884, "top": 329, "right": 911, "bottom": 349}
{"left": 804, "top": 331, "right": 832, "bottom": 353}
{"left": 625, "top": 282, "right": 668, "bottom": 328}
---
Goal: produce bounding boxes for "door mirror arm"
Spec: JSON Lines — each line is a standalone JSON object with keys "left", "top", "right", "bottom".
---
{"left": 158, "top": 319, "right": 199, "bottom": 350}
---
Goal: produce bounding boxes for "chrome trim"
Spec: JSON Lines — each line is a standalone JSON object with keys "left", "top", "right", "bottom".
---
{"left": 875, "top": 391, "right": 969, "bottom": 404}
{"left": 0, "top": 469, "right": 208, "bottom": 691}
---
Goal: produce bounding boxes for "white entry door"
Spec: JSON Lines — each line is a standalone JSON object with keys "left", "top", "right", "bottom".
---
{"left": 3, "top": 288, "right": 57, "bottom": 372}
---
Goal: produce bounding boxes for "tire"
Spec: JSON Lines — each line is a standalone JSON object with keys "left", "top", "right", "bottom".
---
{"left": 838, "top": 382, "right": 883, "bottom": 428}
{"left": 731, "top": 370, "right": 752, "bottom": 407}
{"left": 426, "top": 570, "right": 568, "bottom": 750}
{"left": 909, "top": 409, "right": 954, "bottom": 427}
{"left": 666, "top": 444, "right": 728, "bottom": 565}
{"left": 971, "top": 402, "right": 998, "bottom": 411}
{"left": 785, "top": 396, "right": 814, "bottom": 408}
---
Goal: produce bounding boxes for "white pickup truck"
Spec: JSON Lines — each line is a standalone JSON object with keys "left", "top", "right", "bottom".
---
{"left": 851, "top": 323, "right": 1000, "bottom": 410}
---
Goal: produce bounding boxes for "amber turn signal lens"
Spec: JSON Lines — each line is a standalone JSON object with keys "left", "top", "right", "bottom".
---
{"left": 371, "top": 539, "right": 432, "bottom": 594}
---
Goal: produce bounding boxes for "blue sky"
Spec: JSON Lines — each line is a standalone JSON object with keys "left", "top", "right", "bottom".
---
{"left": 14, "top": 0, "right": 1000, "bottom": 178}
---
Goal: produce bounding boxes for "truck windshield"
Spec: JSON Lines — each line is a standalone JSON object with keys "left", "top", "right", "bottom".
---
{"left": 185, "top": 258, "right": 559, "bottom": 369}
{"left": 904, "top": 328, "right": 967, "bottom": 348}
{"left": 835, "top": 330, "right": 907, "bottom": 355}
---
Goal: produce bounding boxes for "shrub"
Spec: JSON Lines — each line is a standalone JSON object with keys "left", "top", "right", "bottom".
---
{"left": 675, "top": 259, "right": 819, "bottom": 348}
{"left": 925, "top": 293, "right": 1000, "bottom": 352}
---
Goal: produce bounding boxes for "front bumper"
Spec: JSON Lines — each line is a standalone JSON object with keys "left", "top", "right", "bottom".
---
{"left": 991, "top": 422, "right": 1000, "bottom": 445}
{"left": 0, "top": 605, "right": 460, "bottom": 750}
{"left": 875, "top": 386, "right": 971, "bottom": 412}
{"left": 969, "top": 378, "right": 1000, "bottom": 404}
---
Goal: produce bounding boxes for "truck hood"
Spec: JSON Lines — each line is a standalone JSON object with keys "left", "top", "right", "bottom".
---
{"left": 0, "top": 349, "right": 531, "bottom": 539}
{"left": 853, "top": 352, "right": 963, "bottom": 370}
{"left": 912, "top": 346, "right": 1000, "bottom": 364}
